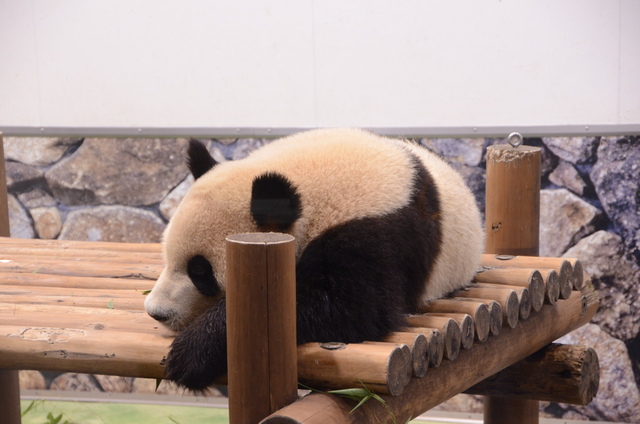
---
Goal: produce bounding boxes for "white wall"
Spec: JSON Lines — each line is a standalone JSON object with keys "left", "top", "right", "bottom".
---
{"left": 1, "top": 0, "right": 639, "bottom": 137}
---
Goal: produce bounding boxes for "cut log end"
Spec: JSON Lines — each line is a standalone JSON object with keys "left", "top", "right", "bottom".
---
{"left": 558, "top": 260, "right": 573, "bottom": 300}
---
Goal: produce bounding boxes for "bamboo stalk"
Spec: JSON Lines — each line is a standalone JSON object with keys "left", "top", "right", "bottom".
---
{"left": 465, "top": 343, "right": 599, "bottom": 405}
{"left": 420, "top": 299, "right": 490, "bottom": 343}
{"left": 474, "top": 268, "right": 544, "bottom": 312}
{"left": 405, "top": 315, "right": 461, "bottom": 361}
{"left": 382, "top": 332, "right": 429, "bottom": 378}
{"left": 454, "top": 286, "right": 519, "bottom": 329}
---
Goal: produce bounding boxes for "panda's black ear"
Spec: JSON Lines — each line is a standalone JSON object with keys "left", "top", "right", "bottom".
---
{"left": 251, "top": 173, "right": 302, "bottom": 232}
{"left": 188, "top": 138, "right": 217, "bottom": 180}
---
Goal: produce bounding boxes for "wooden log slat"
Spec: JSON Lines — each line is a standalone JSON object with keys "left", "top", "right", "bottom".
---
{"left": 0, "top": 318, "right": 414, "bottom": 397}
{"left": 482, "top": 254, "right": 576, "bottom": 300}
{"left": 405, "top": 316, "right": 461, "bottom": 361}
{"left": 0, "top": 324, "right": 169, "bottom": 379}
{"left": 537, "top": 269, "right": 560, "bottom": 305}
{"left": 475, "top": 268, "right": 544, "bottom": 312}
{"left": 475, "top": 283, "right": 532, "bottom": 320}
{"left": 0, "top": 295, "right": 146, "bottom": 311}
{"left": 419, "top": 299, "right": 490, "bottom": 343}
{"left": 423, "top": 313, "right": 474, "bottom": 350}
{"left": 381, "top": 332, "right": 429, "bottom": 378}
{"left": 453, "top": 298, "right": 503, "bottom": 337}
{"left": 0, "top": 237, "right": 162, "bottom": 253}
{"left": 398, "top": 327, "right": 444, "bottom": 368}
{"left": 0, "top": 272, "right": 155, "bottom": 290}
{"left": 0, "top": 284, "right": 149, "bottom": 299}
{"left": 454, "top": 286, "right": 519, "bottom": 329}
{"left": 0, "top": 302, "right": 161, "bottom": 331}
{"left": 0, "top": 246, "right": 163, "bottom": 264}
{"left": 262, "top": 285, "right": 599, "bottom": 424}
{"left": 0, "top": 260, "right": 161, "bottom": 280}
{"left": 297, "top": 342, "right": 412, "bottom": 396}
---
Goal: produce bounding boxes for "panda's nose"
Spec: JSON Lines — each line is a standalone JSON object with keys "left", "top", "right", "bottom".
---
{"left": 149, "top": 312, "right": 171, "bottom": 323}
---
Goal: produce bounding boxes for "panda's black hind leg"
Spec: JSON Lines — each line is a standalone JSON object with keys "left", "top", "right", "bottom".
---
{"left": 165, "top": 298, "right": 227, "bottom": 391}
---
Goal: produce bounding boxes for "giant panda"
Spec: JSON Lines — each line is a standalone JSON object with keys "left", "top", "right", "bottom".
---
{"left": 144, "top": 128, "right": 484, "bottom": 390}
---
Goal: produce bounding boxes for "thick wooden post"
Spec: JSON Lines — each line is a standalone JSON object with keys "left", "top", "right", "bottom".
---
{"left": 226, "top": 233, "right": 298, "bottom": 424}
{"left": 0, "top": 133, "right": 22, "bottom": 424}
{"left": 484, "top": 137, "right": 541, "bottom": 424}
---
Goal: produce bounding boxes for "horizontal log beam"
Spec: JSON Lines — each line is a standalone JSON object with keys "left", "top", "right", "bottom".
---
{"left": 465, "top": 343, "right": 599, "bottom": 405}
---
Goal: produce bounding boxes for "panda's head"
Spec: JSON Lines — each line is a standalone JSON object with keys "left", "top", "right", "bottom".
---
{"left": 144, "top": 139, "right": 301, "bottom": 331}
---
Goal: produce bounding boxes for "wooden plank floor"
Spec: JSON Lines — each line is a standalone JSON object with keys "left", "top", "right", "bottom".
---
{"left": 0, "top": 237, "right": 168, "bottom": 379}
{"left": 0, "top": 236, "right": 598, "bottom": 399}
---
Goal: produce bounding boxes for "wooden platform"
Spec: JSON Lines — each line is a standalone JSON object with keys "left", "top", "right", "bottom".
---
{"left": 0, "top": 236, "right": 598, "bottom": 408}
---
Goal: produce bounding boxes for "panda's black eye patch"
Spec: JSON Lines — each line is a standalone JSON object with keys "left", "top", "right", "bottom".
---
{"left": 187, "top": 255, "right": 220, "bottom": 297}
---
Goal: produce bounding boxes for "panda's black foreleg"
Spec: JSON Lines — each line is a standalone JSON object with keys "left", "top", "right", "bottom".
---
{"left": 293, "top": 224, "right": 411, "bottom": 346}
{"left": 165, "top": 297, "right": 227, "bottom": 391}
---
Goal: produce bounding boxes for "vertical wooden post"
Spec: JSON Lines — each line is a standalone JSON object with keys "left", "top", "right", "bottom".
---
{"left": 226, "top": 233, "right": 298, "bottom": 424}
{"left": 484, "top": 139, "right": 541, "bottom": 424}
{"left": 0, "top": 133, "right": 22, "bottom": 424}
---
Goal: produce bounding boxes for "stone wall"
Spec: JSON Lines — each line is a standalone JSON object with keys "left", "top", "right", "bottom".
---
{"left": 4, "top": 134, "right": 639, "bottom": 422}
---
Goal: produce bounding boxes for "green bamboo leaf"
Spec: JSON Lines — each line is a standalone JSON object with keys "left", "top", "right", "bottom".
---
{"left": 107, "top": 299, "right": 114, "bottom": 309}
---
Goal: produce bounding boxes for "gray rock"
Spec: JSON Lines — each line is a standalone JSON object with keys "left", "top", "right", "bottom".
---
{"left": 18, "top": 188, "right": 56, "bottom": 208}
{"left": 18, "top": 370, "right": 46, "bottom": 390}
{"left": 542, "top": 137, "right": 598, "bottom": 164}
{"left": 539, "top": 189, "right": 602, "bottom": 257}
{"left": 59, "top": 206, "right": 165, "bottom": 243}
{"left": 232, "top": 138, "right": 271, "bottom": 160}
{"left": 555, "top": 324, "right": 640, "bottom": 422}
{"left": 564, "top": 231, "right": 640, "bottom": 342}
{"left": 449, "top": 162, "right": 486, "bottom": 215}
{"left": 50, "top": 373, "right": 101, "bottom": 391}
{"left": 548, "top": 160, "right": 588, "bottom": 196}
{"left": 3, "top": 137, "right": 82, "bottom": 166}
{"left": 7, "top": 195, "right": 35, "bottom": 238}
{"left": 590, "top": 136, "right": 640, "bottom": 250}
{"left": 45, "top": 138, "right": 189, "bottom": 206}
{"left": 420, "top": 139, "right": 485, "bottom": 166}
{"left": 94, "top": 375, "right": 134, "bottom": 393}
{"left": 159, "top": 175, "right": 194, "bottom": 221}
{"left": 5, "top": 161, "right": 44, "bottom": 190}
{"left": 30, "top": 207, "right": 63, "bottom": 239}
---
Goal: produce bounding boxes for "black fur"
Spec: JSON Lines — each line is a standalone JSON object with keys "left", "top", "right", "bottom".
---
{"left": 188, "top": 139, "right": 217, "bottom": 180}
{"left": 251, "top": 172, "right": 302, "bottom": 232}
{"left": 165, "top": 298, "right": 227, "bottom": 391}
{"left": 166, "top": 150, "right": 442, "bottom": 390}
{"left": 187, "top": 255, "right": 219, "bottom": 297}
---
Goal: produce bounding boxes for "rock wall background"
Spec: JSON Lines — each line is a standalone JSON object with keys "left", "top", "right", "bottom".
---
{"left": 4, "top": 134, "right": 639, "bottom": 421}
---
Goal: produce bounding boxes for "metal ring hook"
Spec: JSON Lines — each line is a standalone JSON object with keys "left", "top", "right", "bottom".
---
{"left": 508, "top": 132, "right": 523, "bottom": 148}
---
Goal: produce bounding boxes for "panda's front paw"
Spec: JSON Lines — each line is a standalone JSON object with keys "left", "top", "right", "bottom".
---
{"left": 164, "top": 302, "right": 227, "bottom": 391}
{"left": 165, "top": 334, "right": 226, "bottom": 391}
